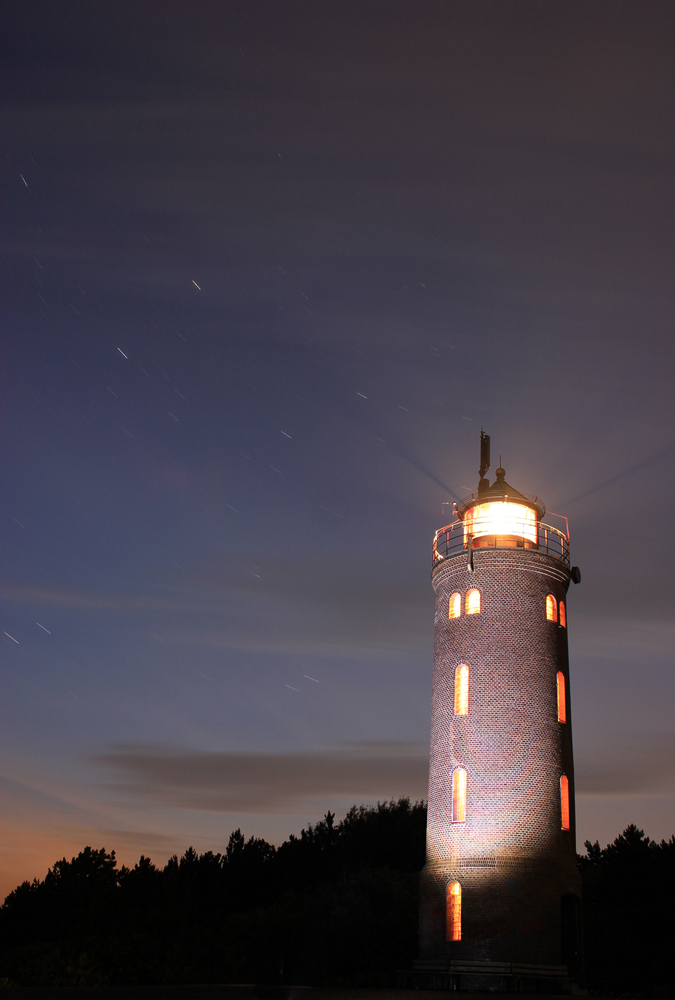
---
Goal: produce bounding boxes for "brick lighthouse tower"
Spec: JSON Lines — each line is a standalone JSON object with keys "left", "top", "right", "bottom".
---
{"left": 414, "top": 433, "right": 583, "bottom": 992}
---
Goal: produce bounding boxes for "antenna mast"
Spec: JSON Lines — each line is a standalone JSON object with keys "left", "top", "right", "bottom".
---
{"left": 478, "top": 430, "right": 491, "bottom": 494}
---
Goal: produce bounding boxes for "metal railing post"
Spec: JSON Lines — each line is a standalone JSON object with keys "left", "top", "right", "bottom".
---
{"left": 432, "top": 520, "right": 569, "bottom": 569}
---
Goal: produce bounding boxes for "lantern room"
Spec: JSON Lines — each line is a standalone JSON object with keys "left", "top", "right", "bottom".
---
{"left": 457, "top": 466, "right": 544, "bottom": 550}
{"left": 431, "top": 432, "right": 573, "bottom": 569}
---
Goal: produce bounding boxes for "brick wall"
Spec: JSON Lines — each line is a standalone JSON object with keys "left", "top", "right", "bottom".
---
{"left": 419, "top": 546, "right": 582, "bottom": 966}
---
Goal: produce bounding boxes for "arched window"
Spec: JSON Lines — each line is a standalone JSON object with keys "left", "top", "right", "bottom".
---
{"left": 466, "top": 589, "right": 481, "bottom": 615}
{"left": 446, "top": 881, "right": 462, "bottom": 941}
{"left": 560, "top": 775, "right": 570, "bottom": 831}
{"left": 455, "top": 665, "right": 469, "bottom": 716}
{"left": 452, "top": 767, "right": 467, "bottom": 822}
{"left": 559, "top": 601, "right": 566, "bottom": 628}
{"left": 557, "top": 671, "right": 567, "bottom": 723}
{"left": 448, "top": 592, "right": 461, "bottom": 619}
{"left": 546, "top": 594, "right": 557, "bottom": 621}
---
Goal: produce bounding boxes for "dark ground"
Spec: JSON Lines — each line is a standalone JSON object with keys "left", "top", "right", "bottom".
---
{"left": 1, "top": 989, "right": 587, "bottom": 1000}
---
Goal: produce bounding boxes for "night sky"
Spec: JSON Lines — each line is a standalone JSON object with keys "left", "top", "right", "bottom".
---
{"left": 2, "top": 1, "right": 674, "bottom": 900}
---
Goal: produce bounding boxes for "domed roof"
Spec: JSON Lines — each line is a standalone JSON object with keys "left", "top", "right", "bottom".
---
{"left": 456, "top": 465, "right": 546, "bottom": 520}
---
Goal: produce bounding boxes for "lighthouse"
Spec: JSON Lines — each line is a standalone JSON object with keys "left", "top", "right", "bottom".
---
{"left": 415, "top": 433, "right": 583, "bottom": 992}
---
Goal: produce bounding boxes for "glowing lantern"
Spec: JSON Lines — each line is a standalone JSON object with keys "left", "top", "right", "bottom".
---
{"left": 457, "top": 461, "right": 543, "bottom": 556}
{"left": 464, "top": 500, "right": 537, "bottom": 546}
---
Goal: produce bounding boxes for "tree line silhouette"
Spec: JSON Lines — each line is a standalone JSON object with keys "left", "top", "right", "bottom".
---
{"left": 1, "top": 801, "right": 673, "bottom": 992}
{"left": 0, "top": 800, "right": 425, "bottom": 988}
{"left": 578, "top": 823, "right": 675, "bottom": 995}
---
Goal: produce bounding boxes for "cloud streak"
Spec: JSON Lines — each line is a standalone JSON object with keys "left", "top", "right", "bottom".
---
{"left": 93, "top": 741, "right": 430, "bottom": 814}
{"left": 1, "top": 554, "right": 433, "bottom": 656}
{"left": 92, "top": 732, "right": 675, "bottom": 817}
{"left": 575, "top": 735, "right": 675, "bottom": 798}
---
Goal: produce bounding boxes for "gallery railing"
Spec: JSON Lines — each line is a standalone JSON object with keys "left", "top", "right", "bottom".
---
{"left": 432, "top": 519, "right": 570, "bottom": 569}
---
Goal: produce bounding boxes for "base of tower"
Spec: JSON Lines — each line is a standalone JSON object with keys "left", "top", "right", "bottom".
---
{"left": 398, "top": 958, "right": 582, "bottom": 994}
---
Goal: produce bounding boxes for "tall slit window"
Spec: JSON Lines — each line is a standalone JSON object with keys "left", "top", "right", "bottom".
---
{"left": 449, "top": 592, "right": 461, "bottom": 620}
{"left": 560, "top": 775, "right": 570, "bottom": 831}
{"left": 452, "top": 768, "right": 467, "bottom": 823}
{"left": 455, "top": 665, "right": 469, "bottom": 716}
{"left": 559, "top": 601, "right": 566, "bottom": 628}
{"left": 546, "top": 594, "right": 557, "bottom": 621}
{"left": 466, "top": 589, "right": 481, "bottom": 615}
{"left": 446, "top": 881, "right": 462, "bottom": 941}
{"left": 557, "top": 671, "right": 567, "bottom": 723}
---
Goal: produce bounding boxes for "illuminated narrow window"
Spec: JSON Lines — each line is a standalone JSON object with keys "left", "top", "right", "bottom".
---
{"left": 546, "top": 594, "right": 557, "bottom": 621}
{"left": 560, "top": 775, "right": 570, "bottom": 831}
{"left": 454, "top": 665, "right": 469, "bottom": 716}
{"left": 559, "top": 601, "right": 566, "bottom": 628}
{"left": 466, "top": 589, "right": 481, "bottom": 615}
{"left": 557, "top": 671, "right": 567, "bottom": 723}
{"left": 452, "top": 768, "right": 467, "bottom": 822}
{"left": 449, "top": 592, "right": 461, "bottom": 619}
{"left": 446, "top": 881, "right": 462, "bottom": 941}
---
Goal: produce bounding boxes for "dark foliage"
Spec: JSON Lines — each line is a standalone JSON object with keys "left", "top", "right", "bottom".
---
{"left": 578, "top": 824, "right": 675, "bottom": 994}
{"left": 0, "top": 798, "right": 426, "bottom": 988}
{"left": 3, "top": 811, "right": 673, "bottom": 990}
